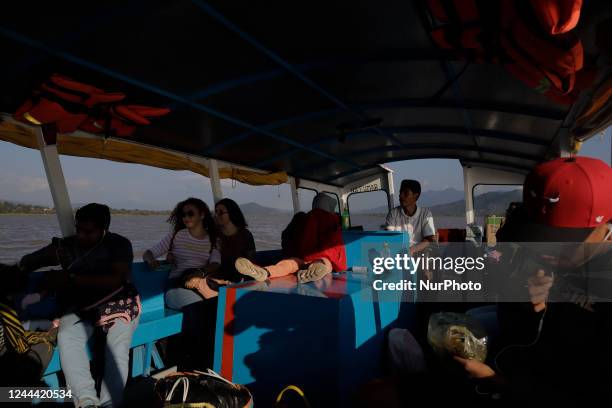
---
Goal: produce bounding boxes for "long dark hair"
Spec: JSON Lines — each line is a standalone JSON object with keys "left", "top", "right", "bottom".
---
{"left": 216, "top": 198, "right": 248, "bottom": 229}
{"left": 168, "top": 198, "right": 218, "bottom": 244}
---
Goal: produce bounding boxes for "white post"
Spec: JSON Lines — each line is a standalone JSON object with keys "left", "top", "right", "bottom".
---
{"left": 208, "top": 159, "right": 223, "bottom": 203}
{"left": 556, "top": 129, "right": 573, "bottom": 158}
{"left": 386, "top": 171, "right": 395, "bottom": 212}
{"left": 289, "top": 177, "right": 301, "bottom": 213}
{"left": 463, "top": 166, "right": 475, "bottom": 225}
{"left": 339, "top": 192, "right": 349, "bottom": 215}
{"left": 35, "top": 128, "right": 75, "bottom": 237}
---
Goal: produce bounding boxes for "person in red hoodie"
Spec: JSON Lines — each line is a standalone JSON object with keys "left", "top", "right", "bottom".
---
{"left": 235, "top": 193, "right": 347, "bottom": 283}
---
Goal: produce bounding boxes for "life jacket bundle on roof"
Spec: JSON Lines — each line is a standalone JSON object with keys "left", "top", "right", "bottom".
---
{"left": 79, "top": 104, "right": 171, "bottom": 137}
{"left": 14, "top": 74, "right": 170, "bottom": 137}
{"left": 425, "top": 0, "right": 587, "bottom": 104}
{"left": 14, "top": 74, "right": 125, "bottom": 133}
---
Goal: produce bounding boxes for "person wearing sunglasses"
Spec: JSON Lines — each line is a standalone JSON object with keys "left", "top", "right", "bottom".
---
{"left": 143, "top": 197, "right": 221, "bottom": 310}
{"left": 178, "top": 198, "right": 257, "bottom": 300}
{"left": 213, "top": 199, "right": 256, "bottom": 282}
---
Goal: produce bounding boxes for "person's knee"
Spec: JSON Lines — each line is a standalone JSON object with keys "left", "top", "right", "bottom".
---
{"left": 165, "top": 288, "right": 201, "bottom": 310}
{"left": 57, "top": 315, "right": 82, "bottom": 344}
{"left": 106, "top": 321, "right": 136, "bottom": 350}
{"left": 388, "top": 328, "right": 409, "bottom": 350}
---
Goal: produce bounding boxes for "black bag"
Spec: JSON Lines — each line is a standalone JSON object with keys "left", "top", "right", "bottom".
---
{"left": 154, "top": 369, "right": 252, "bottom": 408}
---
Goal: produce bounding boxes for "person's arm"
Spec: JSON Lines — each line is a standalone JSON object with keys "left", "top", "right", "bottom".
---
{"left": 244, "top": 230, "right": 257, "bottom": 261}
{"left": 384, "top": 209, "right": 396, "bottom": 231}
{"left": 142, "top": 250, "right": 159, "bottom": 270}
{"left": 19, "top": 241, "right": 63, "bottom": 293}
{"left": 19, "top": 242, "right": 61, "bottom": 272}
{"left": 201, "top": 246, "right": 221, "bottom": 275}
{"left": 143, "top": 231, "right": 173, "bottom": 269}
{"left": 410, "top": 236, "right": 435, "bottom": 256}
{"left": 454, "top": 357, "right": 508, "bottom": 389}
{"left": 410, "top": 210, "right": 436, "bottom": 255}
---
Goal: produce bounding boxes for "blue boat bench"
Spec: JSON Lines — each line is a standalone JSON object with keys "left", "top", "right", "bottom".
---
{"left": 214, "top": 230, "right": 412, "bottom": 407}
{"left": 42, "top": 262, "right": 183, "bottom": 388}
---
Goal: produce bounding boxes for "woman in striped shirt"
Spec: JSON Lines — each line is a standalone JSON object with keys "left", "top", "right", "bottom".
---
{"left": 143, "top": 197, "right": 221, "bottom": 310}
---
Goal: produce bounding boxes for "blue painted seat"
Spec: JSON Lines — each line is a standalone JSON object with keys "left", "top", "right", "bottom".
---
{"left": 214, "top": 230, "right": 411, "bottom": 407}
{"left": 42, "top": 262, "right": 183, "bottom": 387}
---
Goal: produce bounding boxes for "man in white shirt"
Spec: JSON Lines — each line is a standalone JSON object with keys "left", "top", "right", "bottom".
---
{"left": 384, "top": 179, "right": 436, "bottom": 255}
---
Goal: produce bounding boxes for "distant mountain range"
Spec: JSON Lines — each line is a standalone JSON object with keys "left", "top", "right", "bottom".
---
{"left": 2, "top": 189, "right": 521, "bottom": 217}
{"left": 359, "top": 188, "right": 464, "bottom": 214}
{"left": 430, "top": 189, "right": 522, "bottom": 217}
{"left": 240, "top": 202, "right": 291, "bottom": 214}
{"left": 358, "top": 189, "right": 521, "bottom": 217}
{"left": 0, "top": 200, "right": 168, "bottom": 215}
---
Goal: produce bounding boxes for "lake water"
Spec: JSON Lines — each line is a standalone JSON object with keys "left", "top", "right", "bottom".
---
{"left": 0, "top": 213, "right": 466, "bottom": 264}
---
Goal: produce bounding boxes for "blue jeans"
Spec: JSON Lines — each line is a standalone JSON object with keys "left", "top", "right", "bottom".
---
{"left": 165, "top": 287, "right": 203, "bottom": 310}
{"left": 387, "top": 328, "right": 427, "bottom": 376}
{"left": 57, "top": 313, "right": 139, "bottom": 407}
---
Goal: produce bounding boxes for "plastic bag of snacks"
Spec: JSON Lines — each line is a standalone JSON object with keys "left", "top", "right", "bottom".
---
{"left": 427, "top": 312, "right": 488, "bottom": 362}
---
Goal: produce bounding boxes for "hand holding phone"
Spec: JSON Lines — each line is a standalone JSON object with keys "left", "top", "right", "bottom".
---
{"left": 527, "top": 269, "right": 554, "bottom": 312}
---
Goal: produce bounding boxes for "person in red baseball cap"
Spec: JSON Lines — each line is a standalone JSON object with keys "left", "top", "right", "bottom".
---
{"left": 454, "top": 157, "right": 612, "bottom": 404}
{"left": 502, "top": 156, "right": 612, "bottom": 243}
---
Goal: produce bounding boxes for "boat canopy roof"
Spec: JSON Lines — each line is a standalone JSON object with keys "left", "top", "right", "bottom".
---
{"left": 0, "top": 1, "right": 610, "bottom": 187}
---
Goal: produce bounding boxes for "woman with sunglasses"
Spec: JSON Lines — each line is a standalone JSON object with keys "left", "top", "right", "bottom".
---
{"left": 181, "top": 199, "right": 257, "bottom": 295}
{"left": 143, "top": 197, "right": 220, "bottom": 310}
{"left": 214, "top": 199, "right": 256, "bottom": 281}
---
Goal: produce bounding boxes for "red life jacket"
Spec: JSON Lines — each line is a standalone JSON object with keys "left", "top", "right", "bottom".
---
{"left": 14, "top": 74, "right": 170, "bottom": 137}
{"left": 529, "top": 0, "right": 582, "bottom": 35}
{"left": 79, "top": 105, "right": 171, "bottom": 137}
{"left": 299, "top": 209, "right": 347, "bottom": 272}
{"left": 499, "top": 0, "right": 584, "bottom": 104}
{"left": 425, "top": 0, "right": 587, "bottom": 104}
{"left": 14, "top": 74, "right": 125, "bottom": 133}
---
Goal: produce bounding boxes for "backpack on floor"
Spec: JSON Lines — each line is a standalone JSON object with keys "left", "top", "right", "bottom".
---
{"left": 154, "top": 369, "right": 252, "bottom": 408}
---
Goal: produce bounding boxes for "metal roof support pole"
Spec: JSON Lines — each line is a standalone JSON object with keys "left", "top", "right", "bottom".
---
{"left": 289, "top": 177, "right": 301, "bottom": 214}
{"left": 339, "top": 193, "right": 349, "bottom": 217}
{"left": 208, "top": 159, "right": 223, "bottom": 204}
{"left": 463, "top": 166, "right": 475, "bottom": 225}
{"left": 386, "top": 171, "right": 396, "bottom": 213}
{"left": 554, "top": 128, "right": 573, "bottom": 158}
{"left": 34, "top": 128, "right": 75, "bottom": 237}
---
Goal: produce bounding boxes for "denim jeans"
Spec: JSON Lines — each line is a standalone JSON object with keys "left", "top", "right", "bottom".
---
{"left": 57, "top": 313, "right": 139, "bottom": 407}
{"left": 165, "top": 286, "right": 203, "bottom": 310}
{"left": 387, "top": 328, "right": 427, "bottom": 376}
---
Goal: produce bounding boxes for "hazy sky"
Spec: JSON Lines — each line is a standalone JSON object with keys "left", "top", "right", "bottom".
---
{"left": 0, "top": 128, "right": 609, "bottom": 211}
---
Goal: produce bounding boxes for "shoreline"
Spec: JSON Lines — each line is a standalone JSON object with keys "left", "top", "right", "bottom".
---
{"left": 0, "top": 213, "right": 169, "bottom": 216}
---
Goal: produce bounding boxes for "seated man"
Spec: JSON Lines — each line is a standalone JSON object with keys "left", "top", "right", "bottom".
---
{"left": 235, "top": 192, "right": 347, "bottom": 283}
{"left": 16, "top": 203, "right": 139, "bottom": 408}
{"left": 384, "top": 179, "right": 436, "bottom": 255}
{"left": 387, "top": 157, "right": 612, "bottom": 405}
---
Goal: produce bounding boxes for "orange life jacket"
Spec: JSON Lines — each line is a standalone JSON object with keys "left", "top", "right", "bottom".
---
{"left": 425, "top": 0, "right": 587, "bottom": 104}
{"left": 14, "top": 74, "right": 125, "bottom": 133}
{"left": 14, "top": 74, "right": 170, "bottom": 137}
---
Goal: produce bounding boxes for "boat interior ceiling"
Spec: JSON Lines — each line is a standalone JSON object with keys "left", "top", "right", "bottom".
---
{"left": 0, "top": 1, "right": 610, "bottom": 187}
